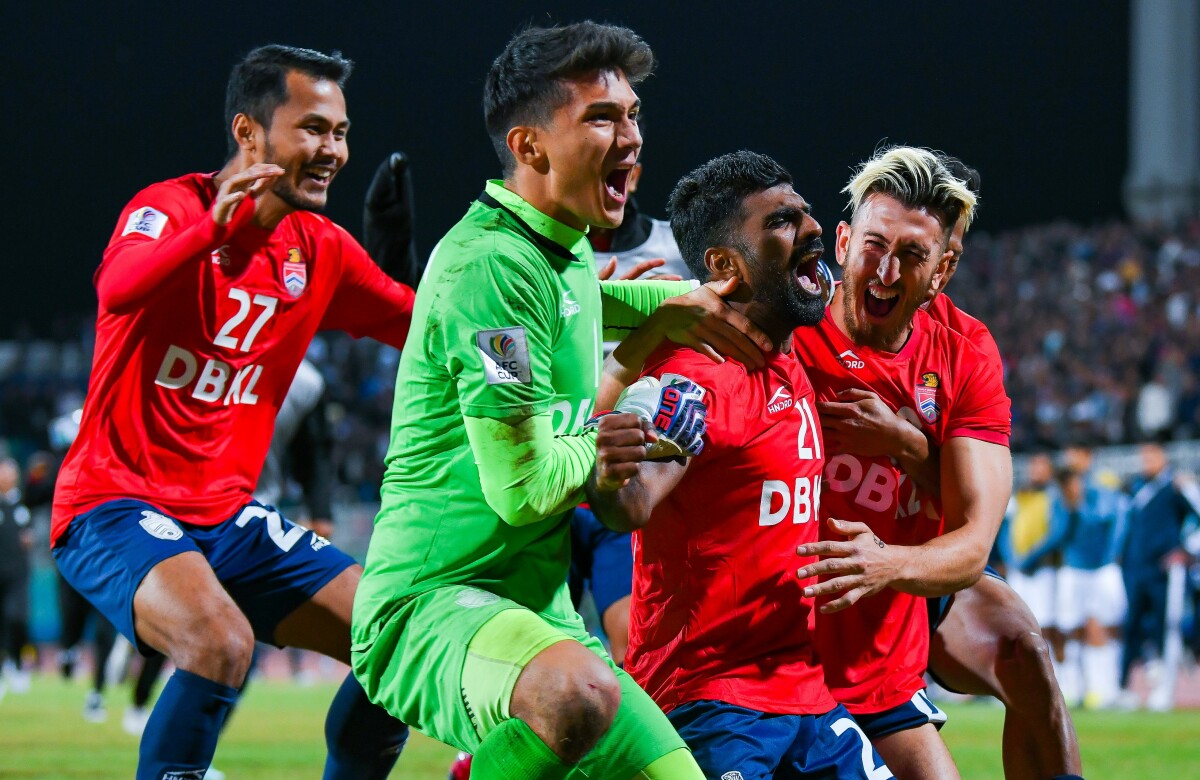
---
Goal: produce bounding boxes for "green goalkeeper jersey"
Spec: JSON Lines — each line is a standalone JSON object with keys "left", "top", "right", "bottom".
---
{"left": 355, "top": 180, "right": 606, "bottom": 634}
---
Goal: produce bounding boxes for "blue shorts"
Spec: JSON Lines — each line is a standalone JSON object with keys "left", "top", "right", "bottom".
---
{"left": 853, "top": 689, "right": 947, "bottom": 741}
{"left": 52, "top": 498, "right": 355, "bottom": 654}
{"left": 568, "top": 506, "right": 633, "bottom": 618}
{"left": 926, "top": 564, "right": 1005, "bottom": 632}
{"left": 667, "top": 700, "right": 891, "bottom": 780}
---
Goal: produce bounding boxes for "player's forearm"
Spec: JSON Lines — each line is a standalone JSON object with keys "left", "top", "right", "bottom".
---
{"left": 890, "top": 528, "right": 993, "bottom": 596}
{"left": 464, "top": 413, "right": 596, "bottom": 527}
{"left": 585, "top": 473, "right": 654, "bottom": 533}
{"left": 600, "top": 280, "right": 693, "bottom": 341}
{"left": 891, "top": 424, "right": 941, "bottom": 495}
{"left": 97, "top": 203, "right": 255, "bottom": 313}
{"left": 894, "top": 436, "right": 1011, "bottom": 595}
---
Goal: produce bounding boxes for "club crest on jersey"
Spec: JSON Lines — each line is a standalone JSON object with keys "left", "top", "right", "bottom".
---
{"left": 138, "top": 511, "right": 183, "bottom": 541}
{"left": 476, "top": 327, "right": 531, "bottom": 385}
{"left": 282, "top": 248, "right": 307, "bottom": 297}
{"left": 916, "top": 372, "right": 941, "bottom": 423}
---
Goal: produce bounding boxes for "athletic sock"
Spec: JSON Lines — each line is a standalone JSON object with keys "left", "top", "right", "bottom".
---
{"left": 1060, "top": 639, "right": 1083, "bottom": 706}
{"left": 137, "top": 669, "right": 237, "bottom": 780}
{"left": 1082, "top": 642, "right": 1121, "bottom": 708}
{"left": 322, "top": 673, "right": 409, "bottom": 780}
{"left": 471, "top": 717, "right": 572, "bottom": 780}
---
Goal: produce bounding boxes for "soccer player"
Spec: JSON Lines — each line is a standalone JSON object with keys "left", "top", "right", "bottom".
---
{"left": 791, "top": 147, "right": 1011, "bottom": 779}
{"left": 811, "top": 153, "right": 1083, "bottom": 779}
{"left": 51, "top": 45, "right": 414, "bottom": 780}
{"left": 351, "top": 22, "right": 768, "bottom": 780}
{"left": 587, "top": 150, "right": 893, "bottom": 779}
{"left": 1020, "top": 465, "right": 1127, "bottom": 709}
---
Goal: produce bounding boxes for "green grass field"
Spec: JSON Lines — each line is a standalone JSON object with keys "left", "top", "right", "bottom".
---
{"left": 2, "top": 676, "right": 1199, "bottom": 779}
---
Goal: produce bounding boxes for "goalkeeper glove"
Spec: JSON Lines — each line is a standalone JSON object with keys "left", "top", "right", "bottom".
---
{"left": 609, "top": 373, "right": 708, "bottom": 458}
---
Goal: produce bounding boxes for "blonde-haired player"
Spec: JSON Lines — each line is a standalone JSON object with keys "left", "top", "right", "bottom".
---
{"left": 803, "top": 146, "right": 1083, "bottom": 779}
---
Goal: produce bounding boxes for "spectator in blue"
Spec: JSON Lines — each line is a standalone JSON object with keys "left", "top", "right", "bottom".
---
{"left": 1117, "top": 442, "right": 1198, "bottom": 708}
{"left": 1019, "top": 464, "right": 1127, "bottom": 708}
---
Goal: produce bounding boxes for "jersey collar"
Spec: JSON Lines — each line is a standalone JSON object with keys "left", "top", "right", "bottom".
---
{"left": 484, "top": 180, "right": 590, "bottom": 262}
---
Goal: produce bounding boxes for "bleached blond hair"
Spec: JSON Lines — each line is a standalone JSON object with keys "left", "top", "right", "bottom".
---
{"left": 843, "top": 145, "right": 978, "bottom": 231}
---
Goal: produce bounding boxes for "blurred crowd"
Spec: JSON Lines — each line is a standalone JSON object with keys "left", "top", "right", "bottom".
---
{"left": 949, "top": 216, "right": 1200, "bottom": 451}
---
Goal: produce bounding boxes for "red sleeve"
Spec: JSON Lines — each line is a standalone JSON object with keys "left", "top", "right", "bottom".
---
{"left": 946, "top": 340, "right": 1011, "bottom": 445}
{"left": 642, "top": 346, "right": 750, "bottom": 453}
{"left": 96, "top": 181, "right": 256, "bottom": 314}
{"left": 319, "top": 228, "right": 415, "bottom": 349}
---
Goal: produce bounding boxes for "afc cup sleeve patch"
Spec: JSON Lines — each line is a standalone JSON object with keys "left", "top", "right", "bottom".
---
{"left": 121, "top": 206, "right": 169, "bottom": 240}
{"left": 476, "top": 326, "right": 532, "bottom": 385}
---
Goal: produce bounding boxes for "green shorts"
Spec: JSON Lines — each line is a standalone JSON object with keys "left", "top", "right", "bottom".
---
{"left": 350, "top": 582, "right": 685, "bottom": 773}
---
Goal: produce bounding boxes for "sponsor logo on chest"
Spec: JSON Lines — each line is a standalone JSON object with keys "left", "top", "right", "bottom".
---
{"left": 767, "top": 386, "right": 794, "bottom": 414}
{"left": 560, "top": 290, "right": 581, "bottom": 317}
{"left": 839, "top": 349, "right": 865, "bottom": 370}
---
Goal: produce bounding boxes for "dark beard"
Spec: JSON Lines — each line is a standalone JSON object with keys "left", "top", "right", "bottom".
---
{"left": 761, "top": 279, "right": 825, "bottom": 328}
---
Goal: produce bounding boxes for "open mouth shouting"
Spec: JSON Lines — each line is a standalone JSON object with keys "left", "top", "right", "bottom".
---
{"left": 862, "top": 281, "right": 901, "bottom": 320}
{"left": 793, "top": 239, "right": 826, "bottom": 299}
{"left": 603, "top": 166, "right": 632, "bottom": 208}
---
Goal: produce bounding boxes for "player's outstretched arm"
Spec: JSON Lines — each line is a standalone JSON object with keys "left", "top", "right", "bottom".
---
{"left": 818, "top": 388, "right": 940, "bottom": 495}
{"left": 597, "top": 278, "right": 771, "bottom": 409}
{"left": 97, "top": 164, "right": 283, "bottom": 313}
{"left": 798, "top": 436, "right": 1011, "bottom": 610}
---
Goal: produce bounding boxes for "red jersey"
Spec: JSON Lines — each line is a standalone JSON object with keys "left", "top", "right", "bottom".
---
{"left": 626, "top": 342, "right": 836, "bottom": 715}
{"left": 924, "top": 292, "right": 1005, "bottom": 382}
{"left": 793, "top": 307, "right": 1009, "bottom": 713}
{"left": 51, "top": 173, "right": 414, "bottom": 544}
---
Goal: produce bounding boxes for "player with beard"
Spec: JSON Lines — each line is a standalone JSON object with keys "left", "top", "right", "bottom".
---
{"left": 813, "top": 153, "right": 1083, "bottom": 779}
{"left": 791, "top": 147, "right": 1011, "bottom": 779}
{"left": 586, "top": 151, "right": 892, "bottom": 780}
{"left": 51, "top": 46, "right": 414, "bottom": 780}
{"left": 351, "top": 23, "right": 772, "bottom": 780}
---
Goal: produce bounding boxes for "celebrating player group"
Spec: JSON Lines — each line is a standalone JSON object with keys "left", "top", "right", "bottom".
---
{"left": 53, "top": 17, "right": 1087, "bottom": 780}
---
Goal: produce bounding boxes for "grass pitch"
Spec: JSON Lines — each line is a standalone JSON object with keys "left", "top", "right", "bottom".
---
{"left": 2, "top": 676, "right": 1199, "bottom": 778}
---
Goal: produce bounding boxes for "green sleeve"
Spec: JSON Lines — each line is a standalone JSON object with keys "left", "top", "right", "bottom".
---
{"left": 436, "top": 250, "right": 558, "bottom": 418}
{"left": 464, "top": 413, "right": 596, "bottom": 527}
{"left": 600, "top": 280, "right": 694, "bottom": 342}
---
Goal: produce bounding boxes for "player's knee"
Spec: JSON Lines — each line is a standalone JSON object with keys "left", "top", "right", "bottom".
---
{"left": 997, "top": 629, "right": 1058, "bottom": 708}
{"left": 538, "top": 655, "right": 621, "bottom": 762}
{"left": 170, "top": 609, "right": 255, "bottom": 686}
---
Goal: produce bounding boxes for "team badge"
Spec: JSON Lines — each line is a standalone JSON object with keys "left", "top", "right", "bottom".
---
{"left": 138, "top": 511, "right": 183, "bottom": 541}
{"left": 916, "top": 372, "right": 940, "bottom": 423}
{"left": 282, "top": 248, "right": 307, "bottom": 297}
{"left": 476, "top": 326, "right": 531, "bottom": 385}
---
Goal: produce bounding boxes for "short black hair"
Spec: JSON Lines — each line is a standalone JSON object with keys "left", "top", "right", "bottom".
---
{"left": 483, "top": 21, "right": 655, "bottom": 175}
{"left": 941, "top": 155, "right": 982, "bottom": 201}
{"left": 225, "top": 44, "right": 353, "bottom": 158}
{"left": 668, "top": 151, "right": 793, "bottom": 282}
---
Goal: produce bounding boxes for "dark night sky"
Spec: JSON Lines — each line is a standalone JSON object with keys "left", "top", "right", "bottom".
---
{"left": 11, "top": 2, "right": 1129, "bottom": 337}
